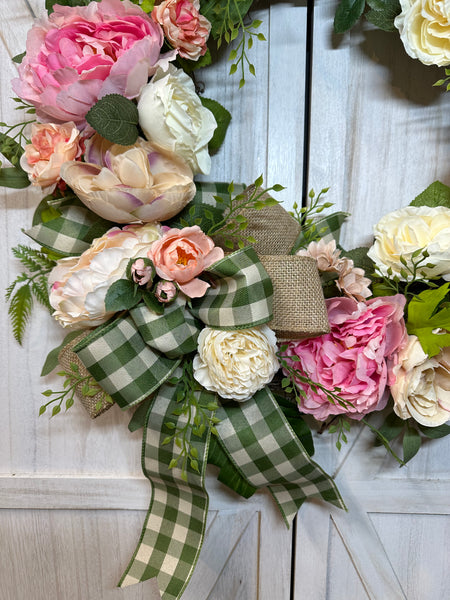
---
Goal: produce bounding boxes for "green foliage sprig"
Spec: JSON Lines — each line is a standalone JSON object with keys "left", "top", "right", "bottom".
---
{"left": 40, "top": 361, "right": 113, "bottom": 417}
{"left": 328, "top": 416, "right": 352, "bottom": 451}
{"left": 434, "top": 68, "right": 450, "bottom": 92}
{"left": 290, "top": 187, "right": 333, "bottom": 248}
{"left": 277, "top": 346, "right": 353, "bottom": 412}
{"left": 5, "top": 245, "right": 56, "bottom": 344}
{"left": 163, "top": 360, "right": 220, "bottom": 482}
{"left": 227, "top": 19, "right": 266, "bottom": 88}
{"left": 206, "top": 176, "right": 285, "bottom": 249}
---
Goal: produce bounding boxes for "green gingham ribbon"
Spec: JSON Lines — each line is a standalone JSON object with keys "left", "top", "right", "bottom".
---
{"left": 216, "top": 387, "right": 346, "bottom": 525}
{"left": 74, "top": 247, "right": 273, "bottom": 409}
{"left": 119, "top": 377, "right": 213, "bottom": 598}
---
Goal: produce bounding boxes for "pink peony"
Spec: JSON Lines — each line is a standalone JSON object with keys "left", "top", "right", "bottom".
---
{"left": 152, "top": 0, "right": 210, "bottom": 60}
{"left": 13, "top": 0, "right": 173, "bottom": 127}
{"left": 148, "top": 225, "right": 224, "bottom": 298}
{"left": 283, "top": 295, "right": 407, "bottom": 421}
{"left": 20, "top": 122, "right": 82, "bottom": 189}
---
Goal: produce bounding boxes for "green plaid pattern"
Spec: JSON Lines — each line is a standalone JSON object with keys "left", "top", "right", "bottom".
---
{"left": 216, "top": 387, "right": 346, "bottom": 526}
{"left": 73, "top": 315, "right": 180, "bottom": 409}
{"left": 292, "top": 210, "right": 349, "bottom": 252}
{"left": 130, "top": 298, "right": 202, "bottom": 359}
{"left": 25, "top": 203, "right": 110, "bottom": 256}
{"left": 192, "top": 181, "right": 246, "bottom": 206}
{"left": 119, "top": 378, "right": 212, "bottom": 599}
{"left": 191, "top": 247, "right": 273, "bottom": 329}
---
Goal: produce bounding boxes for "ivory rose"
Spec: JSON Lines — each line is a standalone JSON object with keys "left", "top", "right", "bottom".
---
{"left": 193, "top": 326, "right": 279, "bottom": 401}
{"left": 148, "top": 225, "right": 224, "bottom": 298}
{"left": 12, "top": 0, "right": 173, "bottom": 126}
{"left": 367, "top": 205, "right": 450, "bottom": 281}
{"left": 283, "top": 295, "right": 407, "bottom": 420}
{"left": 152, "top": 0, "right": 211, "bottom": 60}
{"left": 395, "top": 0, "right": 450, "bottom": 66}
{"left": 20, "top": 122, "right": 82, "bottom": 189}
{"left": 138, "top": 65, "right": 217, "bottom": 174}
{"left": 49, "top": 223, "right": 161, "bottom": 328}
{"left": 392, "top": 336, "right": 450, "bottom": 426}
{"left": 60, "top": 134, "right": 196, "bottom": 223}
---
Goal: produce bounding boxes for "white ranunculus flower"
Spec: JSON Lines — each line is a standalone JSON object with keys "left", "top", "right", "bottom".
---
{"left": 138, "top": 65, "right": 217, "bottom": 175}
{"left": 48, "top": 223, "right": 161, "bottom": 328}
{"left": 391, "top": 336, "right": 450, "bottom": 427}
{"left": 193, "top": 325, "right": 280, "bottom": 402}
{"left": 395, "top": 0, "right": 450, "bottom": 66}
{"left": 367, "top": 205, "right": 450, "bottom": 281}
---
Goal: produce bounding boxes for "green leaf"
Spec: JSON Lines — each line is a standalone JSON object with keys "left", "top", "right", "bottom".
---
{"left": 104, "top": 279, "right": 142, "bottom": 312}
{"left": 12, "top": 52, "right": 26, "bottom": 64}
{"left": 142, "top": 290, "right": 165, "bottom": 315}
{"left": 366, "top": 0, "right": 401, "bottom": 31}
{"left": 275, "top": 394, "right": 315, "bottom": 456}
{"left": 200, "top": 97, "right": 231, "bottom": 155}
{"left": 402, "top": 426, "right": 421, "bottom": 464}
{"left": 0, "top": 167, "right": 30, "bottom": 188}
{"left": 0, "top": 132, "right": 25, "bottom": 166}
{"left": 208, "top": 435, "right": 257, "bottom": 498}
{"left": 410, "top": 181, "right": 450, "bottom": 209}
{"left": 377, "top": 410, "right": 406, "bottom": 442}
{"left": 334, "top": 0, "right": 366, "bottom": 33}
{"left": 418, "top": 423, "right": 450, "bottom": 439}
{"left": 85, "top": 94, "right": 139, "bottom": 146}
{"left": 407, "top": 283, "right": 450, "bottom": 357}
{"left": 200, "top": 0, "right": 253, "bottom": 40}
{"left": 343, "top": 246, "right": 375, "bottom": 274}
{"left": 41, "top": 330, "right": 83, "bottom": 376}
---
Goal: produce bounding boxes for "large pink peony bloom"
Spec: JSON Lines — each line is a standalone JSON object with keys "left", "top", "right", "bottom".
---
{"left": 283, "top": 295, "right": 407, "bottom": 421}
{"left": 13, "top": 0, "right": 173, "bottom": 127}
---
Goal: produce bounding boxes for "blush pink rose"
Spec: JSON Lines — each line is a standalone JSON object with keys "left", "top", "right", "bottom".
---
{"left": 148, "top": 225, "right": 224, "bottom": 298}
{"left": 13, "top": 0, "right": 173, "bottom": 127}
{"left": 152, "top": 0, "right": 210, "bottom": 60}
{"left": 20, "top": 122, "right": 82, "bottom": 189}
{"left": 283, "top": 295, "right": 407, "bottom": 421}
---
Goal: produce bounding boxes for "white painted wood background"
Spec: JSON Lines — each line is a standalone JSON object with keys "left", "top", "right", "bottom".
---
{"left": 1, "top": 0, "right": 449, "bottom": 598}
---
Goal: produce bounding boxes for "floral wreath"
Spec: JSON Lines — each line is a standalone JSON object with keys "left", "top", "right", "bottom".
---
{"left": 2, "top": 1, "right": 450, "bottom": 599}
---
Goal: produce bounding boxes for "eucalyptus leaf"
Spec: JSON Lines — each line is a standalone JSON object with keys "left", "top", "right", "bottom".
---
{"left": 86, "top": 94, "right": 139, "bottom": 146}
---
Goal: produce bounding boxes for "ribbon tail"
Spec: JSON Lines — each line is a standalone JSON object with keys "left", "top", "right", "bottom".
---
{"left": 119, "top": 377, "right": 212, "bottom": 600}
{"left": 215, "top": 387, "right": 346, "bottom": 527}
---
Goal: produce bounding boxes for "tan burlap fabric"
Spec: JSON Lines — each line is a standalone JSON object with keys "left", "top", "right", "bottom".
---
{"left": 59, "top": 332, "right": 113, "bottom": 419}
{"left": 216, "top": 186, "right": 330, "bottom": 340}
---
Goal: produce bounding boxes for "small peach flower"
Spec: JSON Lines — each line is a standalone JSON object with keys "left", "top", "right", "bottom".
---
{"left": 152, "top": 0, "right": 211, "bottom": 61}
{"left": 148, "top": 225, "right": 224, "bottom": 298}
{"left": 20, "top": 122, "right": 82, "bottom": 189}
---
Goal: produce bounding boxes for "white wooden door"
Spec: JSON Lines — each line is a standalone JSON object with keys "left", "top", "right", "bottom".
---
{"left": 1, "top": 1, "right": 449, "bottom": 599}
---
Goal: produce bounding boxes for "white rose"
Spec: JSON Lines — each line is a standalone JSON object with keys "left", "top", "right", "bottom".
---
{"left": 138, "top": 65, "right": 217, "bottom": 175}
{"left": 193, "top": 326, "right": 280, "bottom": 402}
{"left": 394, "top": 0, "right": 450, "bottom": 66}
{"left": 391, "top": 336, "right": 450, "bottom": 426}
{"left": 367, "top": 205, "right": 450, "bottom": 281}
{"left": 48, "top": 223, "right": 161, "bottom": 328}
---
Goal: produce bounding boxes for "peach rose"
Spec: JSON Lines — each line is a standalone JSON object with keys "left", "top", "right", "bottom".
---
{"left": 20, "top": 122, "right": 82, "bottom": 189}
{"left": 148, "top": 225, "right": 224, "bottom": 298}
{"left": 152, "top": 0, "right": 210, "bottom": 60}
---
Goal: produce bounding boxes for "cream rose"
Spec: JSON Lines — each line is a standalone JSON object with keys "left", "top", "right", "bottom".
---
{"left": 367, "top": 205, "right": 450, "bottom": 281}
{"left": 138, "top": 65, "right": 217, "bottom": 175}
{"left": 193, "top": 326, "right": 279, "bottom": 402}
{"left": 391, "top": 336, "right": 450, "bottom": 426}
{"left": 60, "top": 134, "right": 195, "bottom": 223}
{"left": 394, "top": 0, "right": 450, "bottom": 66}
{"left": 49, "top": 223, "right": 161, "bottom": 328}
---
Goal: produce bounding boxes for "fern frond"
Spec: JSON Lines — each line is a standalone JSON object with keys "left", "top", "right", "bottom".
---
{"left": 31, "top": 276, "right": 51, "bottom": 311}
{"left": 12, "top": 245, "right": 56, "bottom": 272}
{"left": 8, "top": 285, "right": 33, "bottom": 345}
